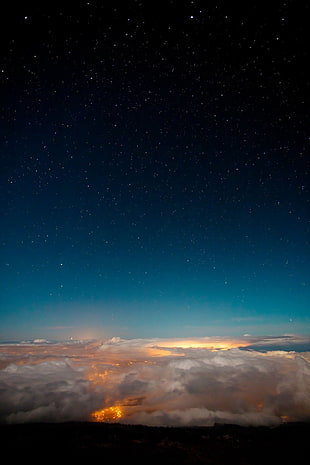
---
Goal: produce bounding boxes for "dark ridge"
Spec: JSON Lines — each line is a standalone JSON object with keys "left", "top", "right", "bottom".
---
{"left": 1, "top": 421, "right": 309, "bottom": 463}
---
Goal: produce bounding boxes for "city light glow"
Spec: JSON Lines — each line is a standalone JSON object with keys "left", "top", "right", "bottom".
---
{"left": 91, "top": 406, "right": 123, "bottom": 422}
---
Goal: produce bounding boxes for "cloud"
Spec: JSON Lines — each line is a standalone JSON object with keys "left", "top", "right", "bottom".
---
{"left": 105, "top": 345, "right": 310, "bottom": 426}
{"left": 0, "top": 360, "right": 102, "bottom": 423}
{"left": 0, "top": 336, "right": 310, "bottom": 425}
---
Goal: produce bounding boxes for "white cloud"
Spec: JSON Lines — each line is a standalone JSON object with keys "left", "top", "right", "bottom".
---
{"left": 110, "top": 347, "right": 310, "bottom": 426}
{"left": 0, "top": 360, "right": 102, "bottom": 423}
{"left": 0, "top": 336, "right": 310, "bottom": 425}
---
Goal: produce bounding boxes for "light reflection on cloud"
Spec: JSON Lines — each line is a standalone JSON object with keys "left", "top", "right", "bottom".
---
{"left": 0, "top": 335, "right": 310, "bottom": 425}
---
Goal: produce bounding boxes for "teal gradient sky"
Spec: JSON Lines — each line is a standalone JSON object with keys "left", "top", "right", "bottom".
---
{"left": 1, "top": 2, "right": 309, "bottom": 341}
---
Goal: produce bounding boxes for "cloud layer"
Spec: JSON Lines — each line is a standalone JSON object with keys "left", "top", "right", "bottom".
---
{"left": 0, "top": 336, "right": 310, "bottom": 425}
{"left": 0, "top": 360, "right": 101, "bottom": 423}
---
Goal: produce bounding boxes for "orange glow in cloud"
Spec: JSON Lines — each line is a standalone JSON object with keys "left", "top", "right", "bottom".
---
{"left": 87, "top": 367, "right": 110, "bottom": 385}
{"left": 91, "top": 406, "right": 123, "bottom": 422}
{"left": 144, "top": 346, "right": 180, "bottom": 357}
{"left": 153, "top": 337, "right": 250, "bottom": 351}
{"left": 96, "top": 337, "right": 253, "bottom": 361}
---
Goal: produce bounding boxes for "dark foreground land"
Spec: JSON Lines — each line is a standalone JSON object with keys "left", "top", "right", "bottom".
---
{"left": 1, "top": 421, "right": 309, "bottom": 464}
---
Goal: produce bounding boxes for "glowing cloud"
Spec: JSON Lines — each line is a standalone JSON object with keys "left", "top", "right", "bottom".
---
{"left": 91, "top": 406, "right": 123, "bottom": 422}
{"left": 0, "top": 335, "right": 309, "bottom": 426}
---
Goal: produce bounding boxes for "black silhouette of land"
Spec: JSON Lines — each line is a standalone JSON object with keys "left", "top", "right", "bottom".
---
{"left": 1, "top": 421, "right": 309, "bottom": 463}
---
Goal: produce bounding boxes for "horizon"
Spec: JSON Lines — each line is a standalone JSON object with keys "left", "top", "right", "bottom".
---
{"left": 1, "top": 332, "right": 310, "bottom": 347}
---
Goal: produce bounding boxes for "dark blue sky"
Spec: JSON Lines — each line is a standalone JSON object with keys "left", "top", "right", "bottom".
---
{"left": 0, "top": 1, "right": 309, "bottom": 340}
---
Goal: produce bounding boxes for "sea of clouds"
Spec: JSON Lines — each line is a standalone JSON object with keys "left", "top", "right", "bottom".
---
{"left": 0, "top": 335, "right": 309, "bottom": 425}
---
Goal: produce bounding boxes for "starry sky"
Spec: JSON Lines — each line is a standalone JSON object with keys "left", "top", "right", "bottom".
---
{"left": 0, "top": 1, "right": 309, "bottom": 341}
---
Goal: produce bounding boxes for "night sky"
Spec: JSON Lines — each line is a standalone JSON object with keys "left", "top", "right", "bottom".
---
{"left": 1, "top": 1, "right": 309, "bottom": 341}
